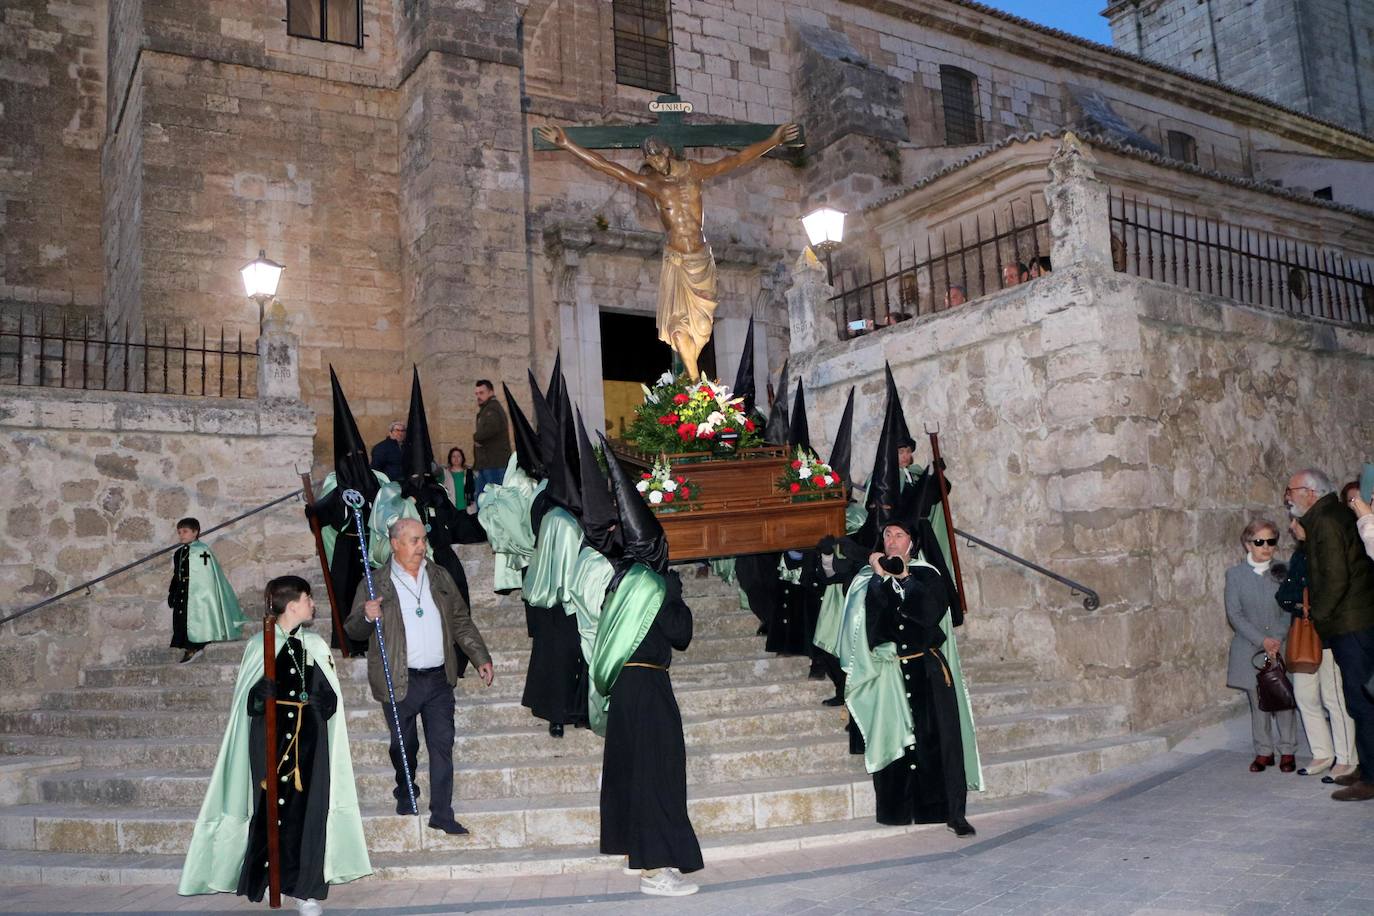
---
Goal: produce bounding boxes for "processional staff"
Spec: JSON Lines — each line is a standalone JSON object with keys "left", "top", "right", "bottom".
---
{"left": 299, "top": 472, "right": 351, "bottom": 656}
{"left": 342, "top": 488, "right": 418, "bottom": 816}
{"left": 260, "top": 587, "right": 283, "bottom": 909}
{"left": 926, "top": 427, "right": 968, "bottom": 618}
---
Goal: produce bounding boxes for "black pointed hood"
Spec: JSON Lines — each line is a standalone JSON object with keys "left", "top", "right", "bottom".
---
{"left": 330, "top": 366, "right": 379, "bottom": 502}
{"left": 530, "top": 370, "right": 579, "bottom": 513}
{"left": 401, "top": 366, "right": 437, "bottom": 497}
{"left": 554, "top": 370, "right": 581, "bottom": 493}
{"left": 599, "top": 432, "right": 668, "bottom": 574}
{"left": 503, "top": 382, "right": 544, "bottom": 480}
{"left": 545, "top": 351, "right": 564, "bottom": 419}
{"left": 863, "top": 363, "right": 909, "bottom": 547}
{"left": 576, "top": 411, "right": 620, "bottom": 557}
{"left": 732, "top": 313, "right": 757, "bottom": 416}
{"left": 828, "top": 386, "right": 856, "bottom": 486}
{"left": 764, "top": 359, "right": 790, "bottom": 445}
{"left": 888, "top": 363, "right": 914, "bottom": 452}
{"left": 789, "top": 379, "right": 811, "bottom": 454}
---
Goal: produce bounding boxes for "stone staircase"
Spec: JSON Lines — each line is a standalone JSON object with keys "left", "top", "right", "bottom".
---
{"left": 0, "top": 546, "right": 1167, "bottom": 886}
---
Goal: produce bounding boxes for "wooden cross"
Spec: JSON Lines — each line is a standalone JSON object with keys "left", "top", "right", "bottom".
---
{"left": 531, "top": 94, "right": 805, "bottom": 157}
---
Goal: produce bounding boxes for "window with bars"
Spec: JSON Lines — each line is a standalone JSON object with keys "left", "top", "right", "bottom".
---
{"left": 613, "top": 0, "right": 675, "bottom": 94}
{"left": 940, "top": 66, "right": 980, "bottom": 146}
{"left": 287, "top": 0, "right": 362, "bottom": 48}
{"left": 1166, "top": 130, "right": 1197, "bottom": 165}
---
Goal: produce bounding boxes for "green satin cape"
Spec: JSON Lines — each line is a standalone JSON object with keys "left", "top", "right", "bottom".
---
{"left": 522, "top": 506, "right": 583, "bottom": 612}
{"left": 317, "top": 470, "right": 392, "bottom": 567}
{"left": 476, "top": 456, "right": 537, "bottom": 593}
{"left": 178, "top": 626, "right": 371, "bottom": 896}
{"left": 838, "top": 558, "right": 982, "bottom": 787}
{"left": 184, "top": 541, "right": 249, "bottom": 644}
{"left": 589, "top": 565, "right": 665, "bottom": 733}
{"left": 366, "top": 481, "right": 424, "bottom": 569}
{"left": 810, "top": 501, "right": 869, "bottom": 657}
{"left": 566, "top": 547, "right": 616, "bottom": 735}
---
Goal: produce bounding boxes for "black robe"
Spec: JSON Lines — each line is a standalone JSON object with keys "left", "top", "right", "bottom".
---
{"left": 734, "top": 552, "right": 782, "bottom": 634}
{"left": 167, "top": 544, "right": 205, "bottom": 652}
{"left": 600, "top": 570, "right": 703, "bottom": 873}
{"left": 864, "top": 566, "right": 967, "bottom": 827}
{"left": 238, "top": 632, "right": 339, "bottom": 902}
{"left": 520, "top": 491, "right": 589, "bottom": 728}
{"left": 767, "top": 551, "right": 813, "bottom": 656}
{"left": 812, "top": 543, "right": 864, "bottom": 695}
{"left": 305, "top": 488, "right": 371, "bottom": 657}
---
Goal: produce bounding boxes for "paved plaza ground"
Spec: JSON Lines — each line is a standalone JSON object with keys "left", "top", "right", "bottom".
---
{"left": 2, "top": 713, "right": 1370, "bottom": 915}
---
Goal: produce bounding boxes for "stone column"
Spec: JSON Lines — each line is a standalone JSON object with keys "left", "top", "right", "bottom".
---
{"left": 1044, "top": 132, "right": 1113, "bottom": 271}
{"left": 256, "top": 302, "right": 301, "bottom": 401}
{"left": 785, "top": 247, "right": 839, "bottom": 353}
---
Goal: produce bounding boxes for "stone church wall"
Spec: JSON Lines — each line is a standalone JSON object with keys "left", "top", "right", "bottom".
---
{"left": 0, "top": 386, "right": 315, "bottom": 709}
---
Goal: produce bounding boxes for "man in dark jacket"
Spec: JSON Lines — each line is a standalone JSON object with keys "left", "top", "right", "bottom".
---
{"left": 472, "top": 379, "right": 512, "bottom": 500}
{"left": 370, "top": 420, "right": 405, "bottom": 482}
{"left": 1286, "top": 467, "right": 1374, "bottom": 801}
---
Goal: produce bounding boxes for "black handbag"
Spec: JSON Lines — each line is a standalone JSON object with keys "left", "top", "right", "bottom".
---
{"left": 1253, "top": 651, "right": 1297, "bottom": 712}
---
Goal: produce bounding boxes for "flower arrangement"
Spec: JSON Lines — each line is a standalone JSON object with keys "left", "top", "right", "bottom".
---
{"left": 625, "top": 372, "right": 764, "bottom": 456}
{"left": 776, "top": 447, "right": 843, "bottom": 500}
{"left": 635, "top": 454, "right": 700, "bottom": 513}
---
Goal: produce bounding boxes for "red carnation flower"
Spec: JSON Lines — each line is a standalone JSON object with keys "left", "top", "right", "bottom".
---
{"left": 680, "top": 487, "right": 691, "bottom": 498}
{"left": 641, "top": 473, "right": 652, "bottom": 480}
{"left": 744, "top": 419, "right": 755, "bottom": 432}
{"left": 789, "top": 482, "right": 801, "bottom": 494}
{"left": 676, "top": 476, "right": 685, "bottom": 483}
{"left": 791, "top": 459, "right": 802, "bottom": 470}
{"left": 677, "top": 422, "right": 695, "bottom": 440}
{"left": 663, "top": 491, "right": 674, "bottom": 503}
{"left": 673, "top": 393, "right": 690, "bottom": 405}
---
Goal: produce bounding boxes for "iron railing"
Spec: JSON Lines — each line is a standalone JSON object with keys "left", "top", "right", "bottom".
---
{"left": 828, "top": 194, "right": 1051, "bottom": 339}
{"left": 0, "top": 312, "right": 259, "bottom": 397}
{"left": 0, "top": 489, "right": 302, "bottom": 626}
{"left": 956, "top": 528, "right": 1101, "bottom": 611}
{"left": 1110, "top": 192, "right": 1374, "bottom": 326}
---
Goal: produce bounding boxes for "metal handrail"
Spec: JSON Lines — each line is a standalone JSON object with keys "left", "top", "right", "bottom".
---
{"left": 0, "top": 489, "right": 304, "bottom": 627}
{"left": 955, "top": 527, "right": 1101, "bottom": 611}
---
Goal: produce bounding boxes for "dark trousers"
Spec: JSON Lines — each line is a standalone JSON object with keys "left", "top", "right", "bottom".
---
{"left": 387, "top": 667, "right": 456, "bottom": 821}
{"left": 1326, "top": 626, "right": 1374, "bottom": 785}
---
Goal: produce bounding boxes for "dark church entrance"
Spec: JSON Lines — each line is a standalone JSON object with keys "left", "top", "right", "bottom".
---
{"left": 599, "top": 310, "right": 715, "bottom": 437}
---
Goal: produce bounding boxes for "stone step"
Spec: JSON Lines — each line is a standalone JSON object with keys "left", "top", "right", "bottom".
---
{"left": 35, "top": 734, "right": 860, "bottom": 808}
{"left": 0, "top": 756, "right": 83, "bottom": 806}
{"left": 0, "top": 733, "right": 1165, "bottom": 862}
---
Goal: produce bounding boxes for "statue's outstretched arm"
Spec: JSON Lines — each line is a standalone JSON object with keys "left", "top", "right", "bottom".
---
{"left": 696, "top": 123, "right": 800, "bottom": 180}
{"left": 536, "top": 125, "right": 654, "bottom": 194}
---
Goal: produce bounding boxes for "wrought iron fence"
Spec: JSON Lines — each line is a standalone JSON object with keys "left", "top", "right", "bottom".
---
{"left": 1110, "top": 193, "right": 1374, "bottom": 326}
{"left": 828, "top": 194, "right": 1051, "bottom": 339}
{"left": 0, "top": 313, "right": 259, "bottom": 398}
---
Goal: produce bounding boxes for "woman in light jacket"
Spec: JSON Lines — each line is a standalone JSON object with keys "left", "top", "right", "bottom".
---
{"left": 1224, "top": 518, "right": 1297, "bottom": 773}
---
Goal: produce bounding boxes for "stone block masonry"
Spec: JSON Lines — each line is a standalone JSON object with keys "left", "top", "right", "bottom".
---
{"left": 0, "top": 385, "right": 316, "bottom": 710}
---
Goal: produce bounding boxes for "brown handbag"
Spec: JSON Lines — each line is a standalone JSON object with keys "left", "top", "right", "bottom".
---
{"left": 1253, "top": 652, "right": 1297, "bottom": 712}
{"left": 1285, "top": 587, "right": 1322, "bottom": 675}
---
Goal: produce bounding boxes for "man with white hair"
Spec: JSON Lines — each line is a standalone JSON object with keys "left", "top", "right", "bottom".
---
{"left": 1284, "top": 467, "right": 1374, "bottom": 801}
{"left": 346, "top": 517, "right": 494, "bottom": 832}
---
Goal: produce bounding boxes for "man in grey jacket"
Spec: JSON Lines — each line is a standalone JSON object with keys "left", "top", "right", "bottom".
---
{"left": 346, "top": 518, "right": 494, "bottom": 833}
{"left": 472, "top": 380, "right": 511, "bottom": 501}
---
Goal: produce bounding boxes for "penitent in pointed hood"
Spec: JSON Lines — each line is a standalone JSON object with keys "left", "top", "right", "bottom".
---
{"left": 763, "top": 359, "right": 790, "bottom": 445}
{"left": 599, "top": 432, "right": 668, "bottom": 574}
{"left": 330, "top": 366, "right": 379, "bottom": 503}
{"left": 575, "top": 411, "right": 620, "bottom": 557}
{"left": 401, "top": 366, "right": 437, "bottom": 497}
{"left": 732, "top": 313, "right": 757, "bottom": 417}
{"left": 828, "top": 386, "right": 856, "bottom": 487}
{"left": 862, "top": 362, "right": 911, "bottom": 547}
{"left": 503, "top": 382, "right": 544, "bottom": 481}
{"left": 532, "top": 369, "right": 581, "bottom": 515}
{"left": 789, "top": 379, "right": 812, "bottom": 454}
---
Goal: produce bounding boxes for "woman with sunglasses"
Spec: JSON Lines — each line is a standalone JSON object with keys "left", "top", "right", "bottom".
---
{"left": 1225, "top": 518, "right": 1298, "bottom": 773}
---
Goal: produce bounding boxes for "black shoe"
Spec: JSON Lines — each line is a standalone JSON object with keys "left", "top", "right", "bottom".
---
{"left": 549, "top": 723, "right": 564, "bottom": 738}
{"left": 947, "top": 819, "right": 976, "bottom": 838}
{"left": 822, "top": 696, "right": 845, "bottom": 707}
{"left": 178, "top": 649, "right": 201, "bottom": 664}
{"left": 807, "top": 668, "right": 826, "bottom": 681}
{"left": 394, "top": 784, "right": 421, "bottom": 815}
{"left": 427, "top": 818, "right": 470, "bottom": 835}
{"left": 756, "top": 624, "right": 767, "bottom": 636}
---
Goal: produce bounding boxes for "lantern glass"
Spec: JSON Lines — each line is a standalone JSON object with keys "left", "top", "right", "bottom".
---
{"left": 240, "top": 250, "right": 284, "bottom": 299}
{"left": 801, "top": 207, "right": 846, "bottom": 248}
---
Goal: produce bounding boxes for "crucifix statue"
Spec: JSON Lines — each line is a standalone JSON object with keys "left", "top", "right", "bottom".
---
{"left": 536, "top": 97, "right": 801, "bottom": 381}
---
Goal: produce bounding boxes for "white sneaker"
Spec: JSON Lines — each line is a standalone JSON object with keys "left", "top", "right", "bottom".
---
{"left": 297, "top": 898, "right": 323, "bottom": 916}
{"left": 640, "top": 867, "right": 699, "bottom": 897}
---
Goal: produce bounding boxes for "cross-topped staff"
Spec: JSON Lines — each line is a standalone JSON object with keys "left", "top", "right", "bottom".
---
{"left": 535, "top": 95, "right": 803, "bottom": 382}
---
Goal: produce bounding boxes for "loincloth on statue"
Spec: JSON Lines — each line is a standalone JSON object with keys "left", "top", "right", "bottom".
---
{"left": 657, "top": 247, "right": 718, "bottom": 351}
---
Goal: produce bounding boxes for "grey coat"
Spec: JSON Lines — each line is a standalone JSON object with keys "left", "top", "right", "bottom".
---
{"left": 1224, "top": 561, "right": 1289, "bottom": 690}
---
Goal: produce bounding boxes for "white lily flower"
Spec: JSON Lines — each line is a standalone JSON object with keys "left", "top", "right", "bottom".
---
{"left": 648, "top": 489, "right": 664, "bottom": 505}
{"left": 696, "top": 421, "right": 714, "bottom": 436}
{"left": 798, "top": 466, "right": 812, "bottom": 479}
{"left": 663, "top": 479, "right": 678, "bottom": 492}
{"left": 706, "top": 410, "right": 725, "bottom": 427}
{"left": 657, "top": 371, "right": 675, "bottom": 386}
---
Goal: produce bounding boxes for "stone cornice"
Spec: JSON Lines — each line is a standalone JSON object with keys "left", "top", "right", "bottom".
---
{"left": 848, "top": 0, "right": 1374, "bottom": 156}
{"left": 542, "top": 224, "right": 775, "bottom": 269}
